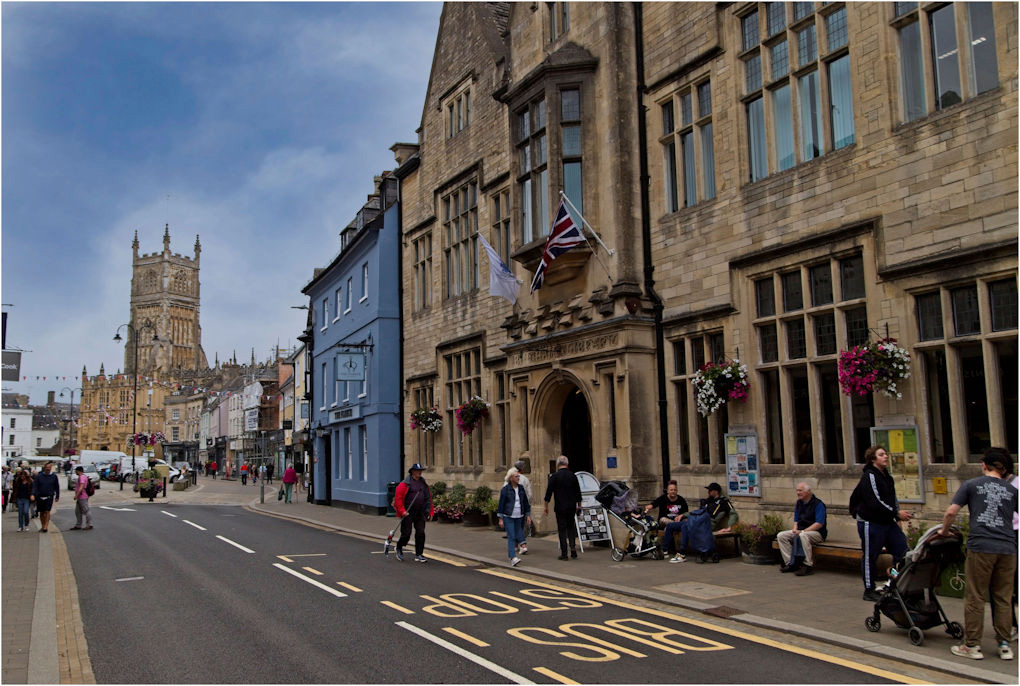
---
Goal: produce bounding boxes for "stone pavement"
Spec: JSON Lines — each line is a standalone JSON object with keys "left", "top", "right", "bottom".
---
{"left": 3, "top": 476, "right": 1015, "bottom": 684}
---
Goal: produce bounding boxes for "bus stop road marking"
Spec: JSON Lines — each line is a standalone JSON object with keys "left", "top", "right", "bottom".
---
{"left": 532, "top": 666, "right": 578, "bottom": 684}
{"left": 396, "top": 621, "right": 534, "bottom": 684}
{"left": 272, "top": 563, "right": 347, "bottom": 598}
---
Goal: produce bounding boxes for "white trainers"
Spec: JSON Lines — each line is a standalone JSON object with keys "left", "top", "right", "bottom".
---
{"left": 998, "top": 642, "right": 1013, "bottom": 660}
{"left": 669, "top": 553, "right": 687, "bottom": 563}
{"left": 951, "top": 644, "right": 984, "bottom": 660}
{"left": 511, "top": 556, "right": 521, "bottom": 567}
{"left": 518, "top": 543, "right": 528, "bottom": 555}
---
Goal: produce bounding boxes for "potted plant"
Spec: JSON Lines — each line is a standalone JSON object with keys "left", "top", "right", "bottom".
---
{"left": 733, "top": 513, "right": 784, "bottom": 564}
{"left": 463, "top": 485, "right": 493, "bottom": 527}
{"left": 838, "top": 337, "right": 911, "bottom": 399}
{"left": 435, "top": 483, "right": 467, "bottom": 523}
{"left": 454, "top": 396, "right": 490, "bottom": 435}
{"left": 691, "top": 359, "right": 750, "bottom": 416}
{"left": 135, "top": 465, "right": 163, "bottom": 502}
{"left": 410, "top": 406, "right": 443, "bottom": 432}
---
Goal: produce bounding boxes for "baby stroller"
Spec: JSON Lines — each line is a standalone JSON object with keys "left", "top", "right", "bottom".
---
{"left": 596, "top": 481, "right": 664, "bottom": 562}
{"left": 864, "top": 524, "right": 965, "bottom": 646}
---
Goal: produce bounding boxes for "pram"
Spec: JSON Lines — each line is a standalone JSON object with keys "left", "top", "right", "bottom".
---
{"left": 864, "top": 524, "right": 965, "bottom": 646}
{"left": 596, "top": 482, "right": 664, "bottom": 562}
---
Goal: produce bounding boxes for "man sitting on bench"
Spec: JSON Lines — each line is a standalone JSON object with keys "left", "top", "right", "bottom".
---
{"left": 776, "top": 482, "right": 828, "bottom": 576}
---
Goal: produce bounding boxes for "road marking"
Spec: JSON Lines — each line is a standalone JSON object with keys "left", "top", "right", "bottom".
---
{"left": 442, "top": 627, "right": 489, "bottom": 647}
{"left": 479, "top": 569, "right": 932, "bottom": 685}
{"left": 381, "top": 600, "right": 414, "bottom": 614}
{"left": 337, "top": 582, "right": 362, "bottom": 592}
{"left": 216, "top": 535, "right": 255, "bottom": 554}
{"left": 302, "top": 567, "right": 323, "bottom": 575}
{"left": 115, "top": 577, "right": 145, "bottom": 582}
{"left": 99, "top": 506, "right": 136, "bottom": 511}
{"left": 161, "top": 511, "right": 177, "bottom": 518}
{"left": 396, "top": 621, "right": 534, "bottom": 684}
{"left": 279, "top": 553, "right": 327, "bottom": 561}
{"left": 182, "top": 520, "right": 206, "bottom": 531}
{"left": 272, "top": 563, "right": 347, "bottom": 597}
{"left": 419, "top": 552, "right": 466, "bottom": 567}
{"left": 532, "top": 667, "right": 578, "bottom": 684}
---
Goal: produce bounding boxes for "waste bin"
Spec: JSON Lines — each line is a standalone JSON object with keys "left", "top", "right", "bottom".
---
{"left": 386, "top": 481, "right": 398, "bottom": 517}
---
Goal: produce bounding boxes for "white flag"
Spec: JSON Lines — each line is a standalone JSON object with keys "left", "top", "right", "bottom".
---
{"left": 478, "top": 234, "right": 520, "bottom": 304}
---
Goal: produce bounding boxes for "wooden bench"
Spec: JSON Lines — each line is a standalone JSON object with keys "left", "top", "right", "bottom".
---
{"left": 772, "top": 538, "right": 893, "bottom": 575}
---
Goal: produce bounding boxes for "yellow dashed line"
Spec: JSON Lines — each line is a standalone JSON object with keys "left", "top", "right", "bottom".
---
{"left": 480, "top": 569, "right": 932, "bottom": 685}
{"left": 302, "top": 567, "right": 323, "bottom": 575}
{"left": 337, "top": 582, "right": 362, "bottom": 592}
{"left": 533, "top": 666, "right": 578, "bottom": 684}
{"left": 421, "top": 552, "right": 466, "bottom": 567}
{"left": 381, "top": 600, "right": 415, "bottom": 614}
{"left": 442, "top": 627, "right": 489, "bottom": 647}
{"left": 277, "top": 555, "right": 292, "bottom": 562}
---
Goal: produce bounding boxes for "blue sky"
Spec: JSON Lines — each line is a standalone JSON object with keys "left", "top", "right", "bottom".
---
{"left": 2, "top": 1, "right": 442, "bottom": 405}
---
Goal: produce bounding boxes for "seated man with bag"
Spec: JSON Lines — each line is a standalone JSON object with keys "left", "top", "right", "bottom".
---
{"left": 776, "top": 482, "right": 827, "bottom": 576}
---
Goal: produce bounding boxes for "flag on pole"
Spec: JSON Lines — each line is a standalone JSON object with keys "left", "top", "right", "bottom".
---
{"left": 478, "top": 234, "right": 520, "bottom": 304}
{"left": 530, "top": 199, "right": 585, "bottom": 293}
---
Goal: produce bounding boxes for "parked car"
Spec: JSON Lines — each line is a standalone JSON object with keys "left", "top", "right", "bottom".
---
{"left": 116, "top": 457, "right": 181, "bottom": 483}
{"left": 67, "top": 464, "right": 102, "bottom": 491}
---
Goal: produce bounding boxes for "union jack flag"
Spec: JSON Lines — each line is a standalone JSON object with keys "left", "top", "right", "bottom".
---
{"left": 530, "top": 199, "right": 585, "bottom": 293}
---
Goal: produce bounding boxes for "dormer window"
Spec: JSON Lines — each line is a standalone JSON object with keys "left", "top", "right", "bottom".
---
{"left": 447, "top": 89, "right": 471, "bottom": 138}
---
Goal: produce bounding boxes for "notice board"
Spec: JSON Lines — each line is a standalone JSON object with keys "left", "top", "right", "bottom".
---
{"left": 724, "top": 432, "right": 761, "bottom": 497}
{"left": 871, "top": 426, "right": 924, "bottom": 503}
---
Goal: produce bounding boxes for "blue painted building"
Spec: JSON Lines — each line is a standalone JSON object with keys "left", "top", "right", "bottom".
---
{"left": 302, "top": 174, "right": 402, "bottom": 513}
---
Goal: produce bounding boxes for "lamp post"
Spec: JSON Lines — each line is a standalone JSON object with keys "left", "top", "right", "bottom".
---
{"left": 59, "top": 387, "right": 78, "bottom": 459}
{"left": 114, "top": 322, "right": 159, "bottom": 475}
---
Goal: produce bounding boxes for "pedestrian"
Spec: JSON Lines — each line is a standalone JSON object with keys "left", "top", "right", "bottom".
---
{"left": 70, "top": 466, "right": 94, "bottom": 530}
{"left": 776, "top": 481, "right": 827, "bottom": 576}
{"left": 850, "top": 445, "right": 912, "bottom": 601}
{"left": 258, "top": 463, "right": 266, "bottom": 485}
{"left": 511, "top": 459, "right": 533, "bottom": 553}
{"left": 240, "top": 462, "right": 249, "bottom": 486}
{"left": 498, "top": 467, "right": 531, "bottom": 567}
{"left": 302, "top": 470, "right": 310, "bottom": 494}
{"left": 393, "top": 463, "right": 434, "bottom": 562}
{"left": 210, "top": 459, "right": 218, "bottom": 479}
{"left": 282, "top": 463, "right": 298, "bottom": 503}
{"left": 941, "top": 447, "right": 1018, "bottom": 661}
{"left": 543, "top": 455, "right": 583, "bottom": 560}
{"left": 31, "top": 461, "right": 61, "bottom": 533}
{"left": 266, "top": 462, "right": 275, "bottom": 485}
{"left": 2, "top": 465, "right": 12, "bottom": 513}
{"left": 13, "top": 468, "right": 33, "bottom": 532}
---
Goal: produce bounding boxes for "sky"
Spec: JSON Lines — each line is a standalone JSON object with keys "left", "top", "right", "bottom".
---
{"left": 1, "top": 1, "right": 442, "bottom": 405}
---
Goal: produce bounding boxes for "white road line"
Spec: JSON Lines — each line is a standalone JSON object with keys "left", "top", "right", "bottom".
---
{"left": 182, "top": 520, "right": 207, "bottom": 531}
{"left": 161, "top": 511, "right": 177, "bottom": 518}
{"left": 395, "top": 621, "right": 534, "bottom": 684}
{"left": 99, "top": 506, "right": 136, "bottom": 511}
{"left": 272, "top": 563, "right": 348, "bottom": 597}
{"left": 216, "top": 535, "right": 255, "bottom": 554}
{"left": 115, "top": 576, "right": 145, "bottom": 582}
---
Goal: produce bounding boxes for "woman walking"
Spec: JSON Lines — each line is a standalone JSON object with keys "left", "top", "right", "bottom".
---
{"left": 13, "top": 468, "right": 34, "bottom": 532}
{"left": 282, "top": 464, "right": 298, "bottom": 503}
{"left": 497, "top": 468, "right": 531, "bottom": 567}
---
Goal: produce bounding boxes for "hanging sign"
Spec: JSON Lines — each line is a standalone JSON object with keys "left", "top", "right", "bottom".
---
{"left": 335, "top": 353, "right": 365, "bottom": 382}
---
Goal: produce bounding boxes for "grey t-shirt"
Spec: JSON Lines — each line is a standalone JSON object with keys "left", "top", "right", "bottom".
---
{"left": 951, "top": 475, "right": 1019, "bottom": 555}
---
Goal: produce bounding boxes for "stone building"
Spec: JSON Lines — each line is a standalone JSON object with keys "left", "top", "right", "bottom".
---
{"left": 400, "top": 2, "right": 1017, "bottom": 535}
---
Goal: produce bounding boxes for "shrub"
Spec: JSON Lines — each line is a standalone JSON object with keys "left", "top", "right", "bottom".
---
{"left": 449, "top": 483, "right": 468, "bottom": 504}
{"left": 431, "top": 481, "right": 447, "bottom": 497}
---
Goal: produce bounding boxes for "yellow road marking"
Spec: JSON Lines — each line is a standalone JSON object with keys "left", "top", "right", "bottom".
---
{"left": 442, "top": 627, "right": 489, "bottom": 647}
{"left": 480, "top": 569, "right": 932, "bottom": 685}
{"left": 302, "top": 567, "right": 323, "bottom": 575}
{"left": 381, "top": 600, "right": 415, "bottom": 614}
{"left": 422, "top": 552, "right": 467, "bottom": 567}
{"left": 533, "top": 666, "right": 578, "bottom": 684}
{"left": 277, "top": 555, "right": 292, "bottom": 562}
{"left": 337, "top": 582, "right": 362, "bottom": 592}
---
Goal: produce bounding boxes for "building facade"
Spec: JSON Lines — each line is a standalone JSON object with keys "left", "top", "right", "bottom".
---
{"left": 304, "top": 174, "right": 403, "bottom": 512}
{"left": 398, "top": 2, "right": 1017, "bottom": 535}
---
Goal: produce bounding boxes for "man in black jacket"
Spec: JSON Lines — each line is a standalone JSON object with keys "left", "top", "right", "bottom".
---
{"left": 31, "top": 462, "right": 61, "bottom": 533}
{"left": 851, "top": 446, "right": 912, "bottom": 601}
{"left": 544, "top": 455, "right": 582, "bottom": 560}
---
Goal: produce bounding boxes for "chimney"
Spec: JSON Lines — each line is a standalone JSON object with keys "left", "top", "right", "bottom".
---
{"left": 47, "top": 390, "right": 55, "bottom": 407}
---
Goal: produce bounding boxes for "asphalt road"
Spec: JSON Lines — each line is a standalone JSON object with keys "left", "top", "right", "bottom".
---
{"left": 55, "top": 504, "right": 919, "bottom": 684}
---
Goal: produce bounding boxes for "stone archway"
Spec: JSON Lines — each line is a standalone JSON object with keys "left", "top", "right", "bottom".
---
{"left": 561, "top": 387, "right": 593, "bottom": 475}
{"left": 532, "top": 371, "right": 595, "bottom": 477}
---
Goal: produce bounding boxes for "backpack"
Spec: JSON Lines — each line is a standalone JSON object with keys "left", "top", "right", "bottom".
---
{"left": 848, "top": 479, "right": 863, "bottom": 519}
{"left": 85, "top": 477, "right": 95, "bottom": 497}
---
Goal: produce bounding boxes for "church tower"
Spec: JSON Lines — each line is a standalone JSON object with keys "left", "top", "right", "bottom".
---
{"left": 126, "top": 225, "right": 209, "bottom": 374}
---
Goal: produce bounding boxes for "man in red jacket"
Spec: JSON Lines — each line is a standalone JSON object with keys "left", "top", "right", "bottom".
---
{"left": 393, "top": 463, "right": 434, "bottom": 563}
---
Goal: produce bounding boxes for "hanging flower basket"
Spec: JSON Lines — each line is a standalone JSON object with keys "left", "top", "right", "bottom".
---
{"left": 838, "top": 338, "right": 911, "bottom": 399}
{"left": 454, "top": 396, "right": 490, "bottom": 435}
{"left": 410, "top": 406, "right": 443, "bottom": 433}
{"left": 128, "top": 431, "right": 166, "bottom": 447}
{"left": 692, "top": 359, "right": 750, "bottom": 416}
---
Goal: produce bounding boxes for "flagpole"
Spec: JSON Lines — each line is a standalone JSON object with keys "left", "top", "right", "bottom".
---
{"left": 559, "top": 191, "right": 615, "bottom": 256}
{"left": 558, "top": 192, "right": 614, "bottom": 281}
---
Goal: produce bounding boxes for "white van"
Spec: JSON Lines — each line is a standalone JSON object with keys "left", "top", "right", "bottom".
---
{"left": 115, "top": 456, "right": 181, "bottom": 483}
{"left": 76, "top": 450, "right": 129, "bottom": 470}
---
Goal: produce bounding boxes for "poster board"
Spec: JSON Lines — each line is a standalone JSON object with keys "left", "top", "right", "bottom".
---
{"left": 573, "top": 471, "right": 608, "bottom": 549}
{"left": 724, "top": 432, "right": 761, "bottom": 497}
{"left": 870, "top": 426, "right": 924, "bottom": 503}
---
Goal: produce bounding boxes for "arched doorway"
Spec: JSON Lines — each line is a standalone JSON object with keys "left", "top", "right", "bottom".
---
{"left": 560, "top": 386, "right": 593, "bottom": 475}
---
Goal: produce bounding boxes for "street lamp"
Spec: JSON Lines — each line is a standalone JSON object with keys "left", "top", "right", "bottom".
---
{"left": 59, "top": 386, "right": 78, "bottom": 459}
{"left": 114, "top": 322, "right": 159, "bottom": 474}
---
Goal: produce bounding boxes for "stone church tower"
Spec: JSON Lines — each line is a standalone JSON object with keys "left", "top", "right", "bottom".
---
{"left": 126, "top": 225, "right": 209, "bottom": 374}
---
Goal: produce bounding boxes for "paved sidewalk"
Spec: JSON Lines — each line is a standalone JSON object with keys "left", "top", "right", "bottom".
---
{"left": 4, "top": 476, "right": 1015, "bottom": 684}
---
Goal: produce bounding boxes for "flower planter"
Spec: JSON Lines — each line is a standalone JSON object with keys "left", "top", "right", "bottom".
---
{"left": 738, "top": 536, "right": 779, "bottom": 565}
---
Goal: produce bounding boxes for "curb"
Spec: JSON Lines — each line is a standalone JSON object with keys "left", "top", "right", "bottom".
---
{"left": 247, "top": 502, "right": 1007, "bottom": 684}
